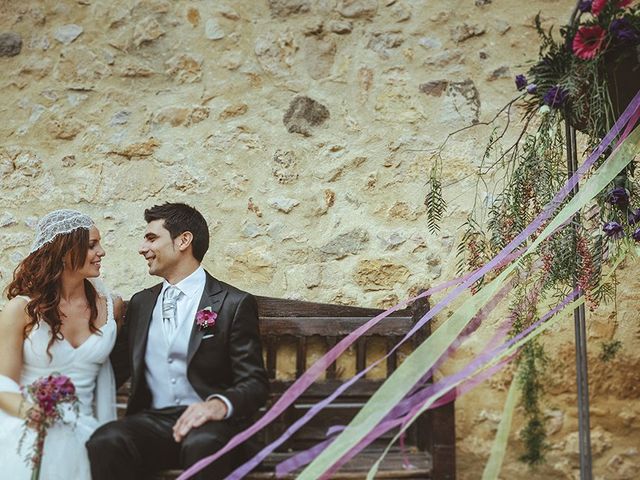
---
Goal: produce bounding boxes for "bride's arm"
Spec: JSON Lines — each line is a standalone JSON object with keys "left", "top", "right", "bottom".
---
{"left": 0, "top": 297, "right": 32, "bottom": 419}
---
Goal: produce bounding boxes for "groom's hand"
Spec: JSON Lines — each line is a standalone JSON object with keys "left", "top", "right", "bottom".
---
{"left": 172, "top": 398, "right": 228, "bottom": 442}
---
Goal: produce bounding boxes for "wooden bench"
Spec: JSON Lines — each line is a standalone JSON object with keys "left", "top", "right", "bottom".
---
{"left": 118, "top": 295, "right": 456, "bottom": 479}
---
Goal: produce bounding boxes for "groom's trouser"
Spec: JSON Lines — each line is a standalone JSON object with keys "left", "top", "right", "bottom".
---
{"left": 87, "top": 407, "right": 244, "bottom": 480}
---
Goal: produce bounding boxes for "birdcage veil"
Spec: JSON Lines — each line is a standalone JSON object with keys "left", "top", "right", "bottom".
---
{"left": 29, "top": 209, "right": 94, "bottom": 254}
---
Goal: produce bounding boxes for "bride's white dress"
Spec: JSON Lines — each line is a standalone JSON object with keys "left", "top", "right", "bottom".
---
{"left": 0, "top": 287, "right": 117, "bottom": 480}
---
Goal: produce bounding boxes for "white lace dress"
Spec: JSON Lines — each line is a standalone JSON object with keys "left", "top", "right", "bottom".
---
{"left": 0, "top": 289, "right": 117, "bottom": 480}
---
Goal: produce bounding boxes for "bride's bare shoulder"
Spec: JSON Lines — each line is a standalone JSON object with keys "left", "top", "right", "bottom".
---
{"left": 0, "top": 297, "right": 30, "bottom": 330}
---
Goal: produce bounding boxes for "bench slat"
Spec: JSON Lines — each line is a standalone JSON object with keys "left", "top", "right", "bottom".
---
{"left": 256, "top": 296, "right": 412, "bottom": 318}
{"left": 260, "top": 316, "right": 415, "bottom": 337}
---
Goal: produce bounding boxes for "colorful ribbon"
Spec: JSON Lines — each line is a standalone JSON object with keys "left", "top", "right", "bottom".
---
{"left": 298, "top": 102, "right": 640, "bottom": 479}
{"left": 178, "top": 90, "right": 640, "bottom": 480}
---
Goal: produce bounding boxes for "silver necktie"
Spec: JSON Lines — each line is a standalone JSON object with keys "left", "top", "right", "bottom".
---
{"left": 162, "top": 286, "right": 181, "bottom": 343}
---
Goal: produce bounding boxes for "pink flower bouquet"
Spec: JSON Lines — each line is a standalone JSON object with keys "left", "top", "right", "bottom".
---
{"left": 18, "top": 374, "right": 78, "bottom": 480}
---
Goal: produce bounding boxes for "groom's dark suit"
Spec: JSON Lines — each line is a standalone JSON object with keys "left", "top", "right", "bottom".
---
{"left": 88, "top": 271, "right": 269, "bottom": 480}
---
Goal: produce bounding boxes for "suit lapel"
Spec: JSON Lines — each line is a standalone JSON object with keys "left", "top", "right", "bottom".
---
{"left": 132, "top": 283, "right": 162, "bottom": 383}
{"left": 187, "top": 271, "right": 226, "bottom": 365}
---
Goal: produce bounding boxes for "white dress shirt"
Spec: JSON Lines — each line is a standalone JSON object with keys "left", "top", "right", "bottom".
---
{"left": 144, "top": 266, "right": 233, "bottom": 416}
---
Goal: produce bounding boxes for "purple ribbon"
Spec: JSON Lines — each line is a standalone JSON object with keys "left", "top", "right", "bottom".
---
{"left": 321, "top": 357, "right": 513, "bottom": 479}
{"left": 178, "top": 90, "right": 640, "bottom": 480}
{"left": 323, "top": 289, "right": 579, "bottom": 477}
{"left": 277, "top": 276, "right": 517, "bottom": 477}
{"left": 175, "top": 265, "right": 487, "bottom": 479}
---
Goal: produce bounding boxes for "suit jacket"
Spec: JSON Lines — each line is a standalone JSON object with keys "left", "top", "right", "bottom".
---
{"left": 111, "top": 271, "right": 269, "bottom": 420}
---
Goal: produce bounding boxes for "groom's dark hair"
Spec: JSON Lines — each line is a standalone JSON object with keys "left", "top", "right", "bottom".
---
{"left": 144, "top": 203, "right": 209, "bottom": 262}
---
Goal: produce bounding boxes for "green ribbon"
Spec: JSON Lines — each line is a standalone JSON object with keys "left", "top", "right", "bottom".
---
{"left": 481, "top": 371, "right": 519, "bottom": 480}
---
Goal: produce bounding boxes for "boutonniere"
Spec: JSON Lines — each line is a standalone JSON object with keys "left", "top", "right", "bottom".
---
{"left": 195, "top": 307, "right": 217, "bottom": 330}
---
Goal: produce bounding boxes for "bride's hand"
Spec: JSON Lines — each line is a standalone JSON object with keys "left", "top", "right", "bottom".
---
{"left": 21, "top": 402, "right": 43, "bottom": 429}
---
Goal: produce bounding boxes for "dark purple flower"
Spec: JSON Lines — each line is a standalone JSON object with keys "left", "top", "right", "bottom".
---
{"left": 578, "top": 0, "right": 592, "bottom": 12}
{"left": 607, "top": 187, "right": 630, "bottom": 207}
{"left": 628, "top": 208, "right": 640, "bottom": 224}
{"left": 603, "top": 221, "right": 623, "bottom": 238}
{"left": 515, "top": 74, "right": 527, "bottom": 91}
{"left": 526, "top": 83, "right": 538, "bottom": 94}
{"left": 633, "top": 227, "right": 640, "bottom": 242}
{"left": 543, "top": 86, "right": 569, "bottom": 108}
{"left": 610, "top": 18, "right": 640, "bottom": 43}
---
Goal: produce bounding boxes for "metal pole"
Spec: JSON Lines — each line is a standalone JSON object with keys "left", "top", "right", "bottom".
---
{"left": 564, "top": 115, "right": 593, "bottom": 480}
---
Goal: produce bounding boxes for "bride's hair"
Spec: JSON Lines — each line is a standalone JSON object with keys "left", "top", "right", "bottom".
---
{"left": 7, "top": 228, "right": 100, "bottom": 356}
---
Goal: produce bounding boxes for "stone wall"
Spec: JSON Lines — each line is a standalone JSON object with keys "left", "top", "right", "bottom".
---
{"left": 1, "top": 1, "right": 638, "bottom": 478}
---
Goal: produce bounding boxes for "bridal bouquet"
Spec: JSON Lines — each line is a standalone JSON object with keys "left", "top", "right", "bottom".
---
{"left": 18, "top": 374, "right": 79, "bottom": 480}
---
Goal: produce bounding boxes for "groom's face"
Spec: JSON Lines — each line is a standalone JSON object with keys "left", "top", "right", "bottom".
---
{"left": 139, "top": 219, "right": 180, "bottom": 278}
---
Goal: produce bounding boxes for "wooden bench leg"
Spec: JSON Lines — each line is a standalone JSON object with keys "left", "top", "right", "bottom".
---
{"left": 419, "top": 398, "right": 456, "bottom": 480}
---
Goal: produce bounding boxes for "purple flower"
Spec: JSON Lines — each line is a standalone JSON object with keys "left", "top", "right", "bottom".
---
{"left": 628, "top": 208, "right": 640, "bottom": 225}
{"left": 543, "top": 86, "right": 569, "bottom": 108}
{"left": 610, "top": 18, "right": 640, "bottom": 43}
{"left": 526, "top": 83, "right": 538, "bottom": 94}
{"left": 195, "top": 307, "right": 217, "bottom": 330}
{"left": 633, "top": 227, "right": 640, "bottom": 242}
{"left": 578, "top": 0, "right": 592, "bottom": 12}
{"left": 603, "top": 221, "right": 623, "bottom": 238}
{"left": 607, "top": 187, "right": 630, "bottom": 207}
{"left": 515, "top": 74, "right": 528, "bottom": 91}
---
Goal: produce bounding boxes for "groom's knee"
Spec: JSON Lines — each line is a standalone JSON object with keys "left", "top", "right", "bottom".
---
{"left": 181, "top": 429, "right": 226, "bottom": 460}
{"left": 87, "top": 421, "right": 132, "bottom": 458}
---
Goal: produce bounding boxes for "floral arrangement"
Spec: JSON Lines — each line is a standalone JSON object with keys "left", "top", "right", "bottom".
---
{"left": 196, "top": 307, "right": 217, "bottom": 330}
{"left": 515, "top": 0, "right": 640, "bottom": 139}
{"left": 18, "top": 374, "right": 78, "bottom": 480}
{"left": 426, "top": 0, "right": 640, "bottom": 467}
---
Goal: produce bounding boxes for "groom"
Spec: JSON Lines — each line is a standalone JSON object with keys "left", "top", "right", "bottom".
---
{"left": 88, "top": 203, "right": 269, "bottom": 479}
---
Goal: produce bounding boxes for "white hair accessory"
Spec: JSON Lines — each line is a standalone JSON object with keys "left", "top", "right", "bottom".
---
{"left": 29, "top": 209, "right": 94, "bottom": 254}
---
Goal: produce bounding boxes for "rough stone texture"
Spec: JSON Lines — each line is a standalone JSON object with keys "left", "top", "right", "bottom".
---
{"left": 205, "top": 19, "right": 225, "bottom": 40}
{"left": 1, "top": 2, "right": 638, "bottom": 478}
{"left": 165, "top": 53, "right": 203, "bottom": 83}
{"left": 0, "top": 32, "right": 22, "bottom": 57}
{"left": 320, "top": 229, "right": 369, "bottom": 260}
{"left": 283, "top": 96, "right": 330, "bottom": 136}
{"left": 451, "top": 22, "right": 485, "bottom": 43}
{"left": 268, "top": 197, "right": 300, "bottom": 213}
{"left": 269, "top": 0, "right": 311, "bottom": 17}
{"left": 272, "top": 150, "right": 299, "bottom": 184}
{"left": 133, "top": 17, "right": 165, "bottom": 47}
{"left": 354, "top": 259, "right": 410, "bottom": 291}
{"left": 53, "top": 24, "right": 84, "bottom": 45}
{"left": 420, "top": 80, "right": 449, "bottom": 96}
{"left": 329, "top": 20, "right": 353, "bottom": 34}
{"left": 337, "top": 0, "right": 378, "bottom": 19}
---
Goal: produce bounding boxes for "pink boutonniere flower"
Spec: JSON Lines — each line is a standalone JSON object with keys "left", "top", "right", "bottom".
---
{"left": 196, "top": 307, "right": 217, "bottom": 330}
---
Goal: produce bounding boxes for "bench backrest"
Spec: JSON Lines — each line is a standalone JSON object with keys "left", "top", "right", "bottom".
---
{"left": 255, "top": 295, "right": 431, "bottom": 451}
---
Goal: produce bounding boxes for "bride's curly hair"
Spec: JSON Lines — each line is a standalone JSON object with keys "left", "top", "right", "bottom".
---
{"left": 7, "top": 228, "right": 99, "bottom": 356}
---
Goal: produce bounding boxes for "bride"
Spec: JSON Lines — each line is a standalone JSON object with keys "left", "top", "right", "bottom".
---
{"left": 0, "top": 209, "right": 123, "bottom": 479}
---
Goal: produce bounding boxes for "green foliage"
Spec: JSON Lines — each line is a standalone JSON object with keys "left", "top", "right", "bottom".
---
{"left": 517, "top": 340, "right": 549, "bottom": 465}
{"left": 600, "top": 339, "right": 622, "bottom": 362}
{"left": 425, "top": 168, "right": 446, "bottom": 234}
